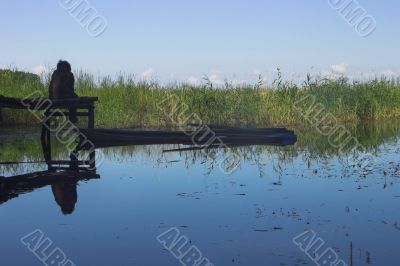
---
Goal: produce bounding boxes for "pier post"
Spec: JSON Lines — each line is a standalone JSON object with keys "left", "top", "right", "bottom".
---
{"left": 41, "top": 110, "right": 52, "bottom": 170}
{"left": 87, "top": 105, "right": 96, "bottom": 169}
{"left": 88, "top": 106, "right": 95, "bottom": 130}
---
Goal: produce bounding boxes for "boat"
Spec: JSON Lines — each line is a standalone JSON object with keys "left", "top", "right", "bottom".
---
{"left": 77, "top": 126, "right": 297, "bottom": 149}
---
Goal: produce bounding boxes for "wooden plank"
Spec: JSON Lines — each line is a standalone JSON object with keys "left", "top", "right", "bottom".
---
{"left": 0, "top": 97, "right": 98, "bottom": 110}
{"left": 1, "top": 170, "right": 99, "bottom": 185}
{"left": 50, "top": 112, "right": 89, "bottom": 117}
{"left": 48, "top": 160, "right": 92, "bottom": 165}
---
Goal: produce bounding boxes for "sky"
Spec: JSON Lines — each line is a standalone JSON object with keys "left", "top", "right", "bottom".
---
{"left": 1, "top": 0, "right": 399, "bottom": 84}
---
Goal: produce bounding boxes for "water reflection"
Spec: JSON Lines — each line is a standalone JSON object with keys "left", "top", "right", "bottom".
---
{"left": 52, "top": 179, "right": 77, "bottom": 215}
{"left": 0, "top": 160, "right": 99, "bottom": 214}
{"left": 1, "top": 122, "right": 400, "bottom": 175}
{"left": 2, "top": 122, "right": 399, "bottom": 211}
{"left": 1, "top": 122, "right": 400, "bottom": 265}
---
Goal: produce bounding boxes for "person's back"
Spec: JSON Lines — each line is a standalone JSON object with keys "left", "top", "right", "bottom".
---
{"left": 49, "top": 60, "right": 78, "bottom": 122}
{"left": 49, "top": 60, "right": 77, "bottom": 99}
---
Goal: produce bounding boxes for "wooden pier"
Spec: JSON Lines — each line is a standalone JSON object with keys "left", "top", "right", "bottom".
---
{"left": 0, "top": 96, "right": 99, "bottom": 170}
{"left": 0, "top": 96, "right": 98, "bottom": 129}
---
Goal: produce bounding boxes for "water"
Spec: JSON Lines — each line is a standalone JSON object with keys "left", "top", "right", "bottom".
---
{"left": 1, "top": 124, "right": 400, "bottom": 266}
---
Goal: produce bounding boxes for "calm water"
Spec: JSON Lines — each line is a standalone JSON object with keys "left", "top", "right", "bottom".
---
{"left": 1, "top": 124, "right": 400, "bottom": 266}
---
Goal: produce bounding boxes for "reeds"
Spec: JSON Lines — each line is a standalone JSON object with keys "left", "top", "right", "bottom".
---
{"left": 1, "top": 69, "right": 400, "bottom": 128}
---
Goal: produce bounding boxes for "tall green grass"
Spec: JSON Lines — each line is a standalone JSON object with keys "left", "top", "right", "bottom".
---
{"left": 1, "top": 69, "right": 400, "bottom": 128}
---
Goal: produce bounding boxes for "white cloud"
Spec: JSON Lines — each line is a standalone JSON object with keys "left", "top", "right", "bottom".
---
{"left": 271, "top": 68, "right": 280, "bottom": 74}
{"left": 290, "top": 72, "right": 299, "bottom": 78}
{"left": 187, "top": 76, "right": 199, "bottom": 84}
{"left": 382, "top": 70, "right": 396, "bottom": 76}
{"left": 141, "top": 68, "right": 154, "bottom": 78}
{"left": 208, "top": 73, "right": 223, "bottom": 85}
{"left": 357, "top": 70, "right": 376, "bottom": 79}
{"left": 355, "top": 70, "right": 397, "bottom": 80}
{"left": 251, "top": 69, "right": 261, "bottom": 76}
{"left": 209, "top": 74, "right": 218, "bottom": 81}
{"left": 31, "top": 65, "right": 48, "bottom": 75}
{"left": 331, "top": 63, "right": 348, "bottom": 74}
{"left": 321, "top": 71, "right": 337, "bottom": 80}
{"left": 231, "top": 79, "right": 247, "bottom": 86}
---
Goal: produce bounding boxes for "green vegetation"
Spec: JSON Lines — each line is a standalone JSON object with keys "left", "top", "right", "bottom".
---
{"left": 1, "top": 69, "right": 400, "bottom": 128}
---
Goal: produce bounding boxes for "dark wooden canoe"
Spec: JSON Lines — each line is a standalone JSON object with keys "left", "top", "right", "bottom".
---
{"left": 77, "top": 126, "right": 297, "bottom": 149}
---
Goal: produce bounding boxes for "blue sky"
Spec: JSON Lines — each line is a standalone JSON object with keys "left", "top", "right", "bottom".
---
{"left": 1, "top": 0, "right": 399, "bottom": 84}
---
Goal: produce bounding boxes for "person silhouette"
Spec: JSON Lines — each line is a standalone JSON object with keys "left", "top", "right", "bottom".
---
{"left": 51, "top": 180, "right": 78, "bottom": 215}
{"left": 49, "top": 60, "right": 78, "bottom": 123}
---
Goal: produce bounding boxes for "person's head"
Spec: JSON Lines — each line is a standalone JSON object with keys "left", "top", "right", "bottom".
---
{"left": 56, "top": 60, "right": 71, "bottom": 73}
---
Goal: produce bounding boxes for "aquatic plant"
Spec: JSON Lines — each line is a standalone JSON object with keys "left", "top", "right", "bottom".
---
{"left": 1, "top": 69, "right": 400, "bottom": 128}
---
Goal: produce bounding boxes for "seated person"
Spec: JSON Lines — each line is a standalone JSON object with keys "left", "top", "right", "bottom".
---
{"left": 49, "top": 60, "right": 78, "bottom": 122}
